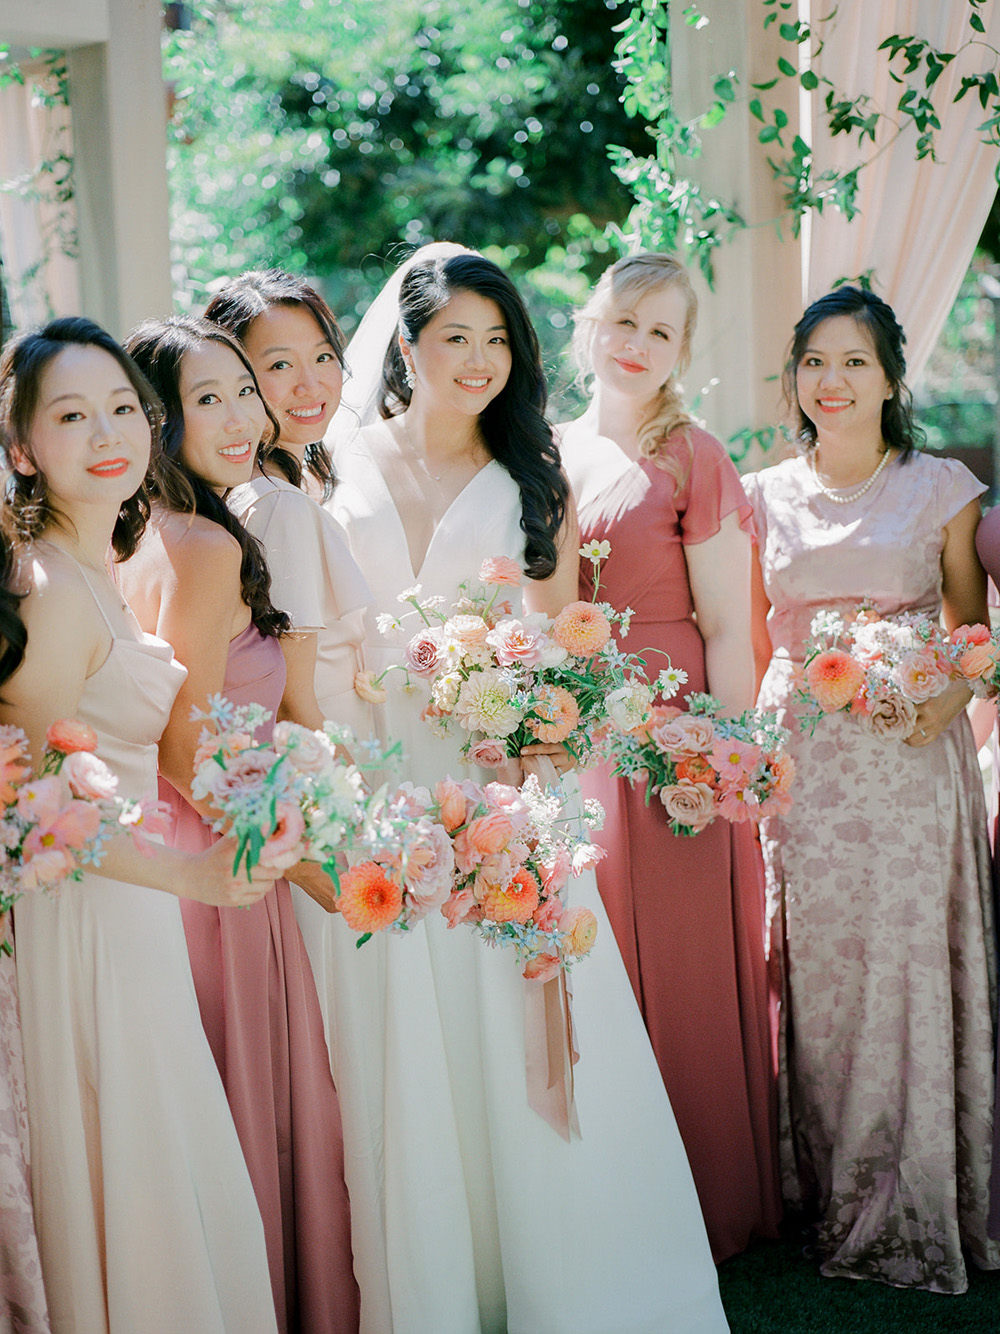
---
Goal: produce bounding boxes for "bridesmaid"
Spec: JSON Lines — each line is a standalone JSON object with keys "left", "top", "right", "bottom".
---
{"left": 119, "top": 317, "right": 359, "bottom": 1334}
{"left": 745, "top": 285, "right": 998, "bottom": 1291}
{"left": 559, "top": 251, "right": 780, "bottom": 1262}
{"left": 204, "top": 268, "right": 372, "bottom": 738}
{"left": 973, "top": 503, "right": 1000, "bottom": 1241}
{"left": 0, "top": 539, "right": 49, "bottom": 1334}
{"left": 0, "top": 317, "right": 277, "bottom": 1333}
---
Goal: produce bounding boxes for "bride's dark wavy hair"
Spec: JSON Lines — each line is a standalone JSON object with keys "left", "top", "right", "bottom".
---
{"left": 0, "top": 316, "right": 159, "bottom": 560}
{"left": 783, "top": 285, "right": 923, "bottom": 459}
{"left": 125, "top": 316, "right": 290, "bottom": 638}
{"left": 379, "top": 253, "right": 567, "bottom": 580}
{"left": 204, "top": 268, "right": 344, "bottom": 500}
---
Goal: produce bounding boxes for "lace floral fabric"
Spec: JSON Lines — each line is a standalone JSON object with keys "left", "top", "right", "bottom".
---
{"left": 745, "top": 452, "right": 1000, "bottom": 1292}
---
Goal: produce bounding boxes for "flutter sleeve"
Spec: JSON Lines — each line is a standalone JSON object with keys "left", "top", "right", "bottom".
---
{"left": 933, "top": 454, "right": 986, "bottom": 529}
{"left": 238, "top": 484, "right": 371, "bottom": 632}
{"left": 677, "top": 427, "right": 755, "bottom": 545}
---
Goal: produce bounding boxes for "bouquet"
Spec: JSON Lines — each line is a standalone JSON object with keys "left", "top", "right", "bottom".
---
{"left": 190, "top": 695, "right": 403, "bottom": 881}
{"left": 0, "top": 718, "right": 155, "bottom": 952}
{"left": 798, "top": 607, "right": 999, "bottom": 742}
{"left": 609, "top": 691, "right": 794, "bottom": 835}
{"left": 337, "top": 772, "right": 603, "bottom": 978}
{"left": 367, "top": 545, "right": 666, "bottom": 769}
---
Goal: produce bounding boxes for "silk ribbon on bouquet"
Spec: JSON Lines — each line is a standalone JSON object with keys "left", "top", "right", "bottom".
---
{"left": 522, "top": 754, "right": 581, "bottom": 1141}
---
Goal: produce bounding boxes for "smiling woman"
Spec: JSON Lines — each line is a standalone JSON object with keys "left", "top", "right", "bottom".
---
{"left": 744, "top": 285, "right": 999, "bottom": 1293}
{"left": 0, "top": 317, "right": 280, "bottom": 1333}
{"left": 119, "top": 315, "right": 359, "bottom": 1333}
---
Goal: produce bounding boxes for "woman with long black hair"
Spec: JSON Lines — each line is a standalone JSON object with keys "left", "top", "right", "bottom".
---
{"left": 120, "top": 316, "right": 359, "bottom": 1334}
{"left": 330, "top": 249, "right": 727, "bottom": 1334}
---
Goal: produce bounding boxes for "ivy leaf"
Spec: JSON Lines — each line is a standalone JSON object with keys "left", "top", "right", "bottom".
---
{"left": 713, "top": 75, "right": 736, "bottom": 102}
{"left": 777, "top": 56, "right": 797, "bottom": 77}
{"left": 758, "top": 124, "right": 782, "bottom": 143}
{"left": 971, "top": 11, "right": 985, "bottom": 33}
{"left": 800, "top": 69, "right": 819, "bottom": 91}
{"left": 702, "top": 101, "right": 726, "bottom": 127}
{"left": 749, "top": 97, "right": 764, "bottom": 121}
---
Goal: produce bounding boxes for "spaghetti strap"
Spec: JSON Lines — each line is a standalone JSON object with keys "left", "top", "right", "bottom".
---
{"left": 37, "top": 539, "right": 121, "bottom": 638}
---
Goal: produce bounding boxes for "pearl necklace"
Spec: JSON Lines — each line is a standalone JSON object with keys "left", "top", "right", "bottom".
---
{"left": 811, "top": 448, "right": 891, "bottom": 504}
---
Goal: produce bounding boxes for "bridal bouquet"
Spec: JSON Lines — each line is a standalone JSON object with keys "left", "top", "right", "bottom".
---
{"left": 190, "top": 696, "right": 402, "bottom": 881}
{"left": 338, "top": 771, "right": 602, "bottom": 976}
{"left": 798, "top": 607, "right": 998, "bottom": 741}
{"left": 0, "top": 718, "right": 155, "bottom": 950}
{"left": 369, "top": 545, "right": 662, "bottom": 768}
{"left": 608, "top": 692, "right": 794, "bottom": 835}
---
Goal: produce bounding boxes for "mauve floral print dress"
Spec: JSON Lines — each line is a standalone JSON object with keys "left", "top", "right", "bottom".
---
{"left": 744, "top": 450, "right": 1000, "bottom": 1292}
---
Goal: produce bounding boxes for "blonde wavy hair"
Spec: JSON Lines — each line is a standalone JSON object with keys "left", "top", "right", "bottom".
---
{"left": 572, "top": 253, "right": 698, "bottom": 483}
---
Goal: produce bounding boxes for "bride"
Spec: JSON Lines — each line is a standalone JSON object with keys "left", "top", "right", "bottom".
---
{"left": 328, "top": 248, "right": 729, "bottom": 1334}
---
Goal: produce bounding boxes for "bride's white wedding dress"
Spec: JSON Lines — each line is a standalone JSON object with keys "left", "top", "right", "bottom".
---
{"left": 327, "top": 426, "right": 728, "bottom": 1334}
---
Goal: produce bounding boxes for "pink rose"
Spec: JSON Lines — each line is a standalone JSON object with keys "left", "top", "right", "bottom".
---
{"left": 651, "top": 714, "right": 716, "bottom": 758}
{"left": 18, "top": 847, "right": 75, "bottom": 890}
{"left": 857, "top": 692, "right": 917, "bottom": 741}
{"left": 465, "top": 810, "right": 515, "bottom": 857}
{"left": 468, "top": 738, "right": 508, "bottom": 769}
{"left": 199, "top": 748, "right": 280, "bottom": 806}
{"left": 353, "top": 670, "right": 388, "bottom": 704}
{"left": 404, "top": 630, "right": 441, "bottom": 678}
{"left": 259, "top": 801, "right": 306, "bottom": 872}
{"left": 60, "top": 751, "right": 119, "bottom": 801}
{"left": 562, "top": 905, "right": 598, "bottom": 957}
{"left": 441, "top": 885, "right": 478, "bottom": 928}
{"left": 478, "top": 556, "right": 523, "bottom": 586}
{"left": 45, "top": 718, "right": 98, "bottom": 755}
{"left": 401, "top": 819, "right": 456, "bottom": 911}
{"left": 959, "top": 643, "right": 997, "bottom": 682}
{"left": 659, "top": 779, "right": 717, "bottom": 831}
{"left": 434, "top": 777, "right": 468, "bottom": 832}
{"left": 485, "top": 618, "right": 545, "bottom": 668}
{"left": 272, "top": 722, "right": 336, "bottom": 774}
{"left": 522, "top": 953, "right": 561, "bottom": 982}
{"left": 895, "top": 648, "right": 949, "bottom": 703}
{"left": 532, "top": 896, "right": 565, "bottom": 930}
{"left": 445, "top": 614, "right": 489, "bottom": 647}
{"left": 951, "top": 623, "right": 991, "bottom": 648}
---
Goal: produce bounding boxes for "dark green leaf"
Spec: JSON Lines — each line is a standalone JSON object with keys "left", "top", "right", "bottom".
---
{"left": 800, "top": 69, "right": 819, "bottom": 91}
{"left": 777, "top": 56, "right": 796, "bottom": 77}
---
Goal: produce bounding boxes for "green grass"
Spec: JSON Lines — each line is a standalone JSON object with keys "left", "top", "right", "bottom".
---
{"left": 718, "top": 1236, "right": 1000, "bottom": 1333}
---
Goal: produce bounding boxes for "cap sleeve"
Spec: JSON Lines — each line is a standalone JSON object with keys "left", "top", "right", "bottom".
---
{"left": 676, "top": 427, "right": 755, "bottom": 545}
{"left": 235, "top": 481, "right": 371, "bottom": 632}
{"left": 931, "top": 454, "right": 986, "bottom": 528}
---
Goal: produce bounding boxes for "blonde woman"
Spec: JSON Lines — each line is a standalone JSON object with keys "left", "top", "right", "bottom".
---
{"left": 560, "top": 252, "right": 780, "bottom": 1262}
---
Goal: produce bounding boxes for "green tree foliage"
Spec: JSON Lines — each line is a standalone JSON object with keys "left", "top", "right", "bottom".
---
{"left": 165, "top": 0, "right": 643, "bottom": 335}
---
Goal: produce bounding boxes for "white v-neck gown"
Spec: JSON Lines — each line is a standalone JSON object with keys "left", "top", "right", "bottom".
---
{"left": 328, "top": 430, "right": 728, "bottom": 1334}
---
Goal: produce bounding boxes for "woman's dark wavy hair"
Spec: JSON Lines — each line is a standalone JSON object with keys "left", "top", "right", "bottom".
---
{"left": 379, "top": 254, "right": 567, "bottom": 580}
{"left": 783, "top": 285, "right": 923, "bottom": 459}
{"left": 0, "top": 535, "right": 27, "bottom": 694}
{"left": 204, "top": 268, "right": 344, "bottom": 501}
{"left": 124, "top": 316, "right": 290, "bottom": 639}
{"left": 0, "top": 316, "right": 159, "bottom": 560}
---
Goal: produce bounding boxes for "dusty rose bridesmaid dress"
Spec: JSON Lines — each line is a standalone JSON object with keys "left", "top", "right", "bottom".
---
{"left": 575, "top": 426, "right": 781, "bottom": 1263}
{"left": 159, "top": 624, "right": 359, "bottom": 1334}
